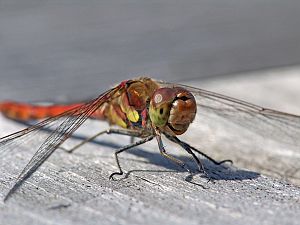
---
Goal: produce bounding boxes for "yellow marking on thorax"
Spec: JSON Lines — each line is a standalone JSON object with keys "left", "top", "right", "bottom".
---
{"left": 126, "top": 108, "right": 139, "bottom": 123}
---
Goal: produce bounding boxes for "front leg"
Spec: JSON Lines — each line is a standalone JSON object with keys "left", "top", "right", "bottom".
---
{"left": 109, "top": 135, "right": 154, "bottom": 180}
{"left": 155, "top": 130, "right": 191, "bottom": 173}
{"left": 164, "top": 133, "right": 232, "bottom": 166}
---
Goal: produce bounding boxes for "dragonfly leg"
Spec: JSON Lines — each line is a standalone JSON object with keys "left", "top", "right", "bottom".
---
{"left": 155, "top": 132, "right": 191, "bottom": 173}
{"left": 163, "top": 135, "right": 214, "bottom": 181}
{"left": 164, "top": 133, "right": 232, "bottom": 165}
{"left": 109, "top": 135, "right": 154, "bottom": 180}
{"left": 60, "top": 128, "right": 144, "bottom": 153}
{"left": 164, "top": 135, "right": 205, "bottom": 172}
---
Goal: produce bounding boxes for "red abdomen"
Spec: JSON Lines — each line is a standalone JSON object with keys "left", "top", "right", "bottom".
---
{"left": 0, "top": 101, "right": 83, "bottom": 121}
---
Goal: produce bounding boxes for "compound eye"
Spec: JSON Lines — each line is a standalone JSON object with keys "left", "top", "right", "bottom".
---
{"left": 150, "top": 104, "right": 171, "bottom": 127}
{"left": 149, "top": 87, "right": 195, "bottom": 130}
{"left": 149, "top": 90, "right": 174, "bottom": 127}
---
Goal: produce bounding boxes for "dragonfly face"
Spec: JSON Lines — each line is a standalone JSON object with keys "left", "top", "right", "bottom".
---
{"left": 149, "top": 87, "right": 197, "bottom": 135}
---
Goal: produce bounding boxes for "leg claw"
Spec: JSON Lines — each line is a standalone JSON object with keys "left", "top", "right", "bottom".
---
{"left": 109, "top": 172, "right": 123, "bottom": 180}
{"left": 217, "top": 159, "right": 233, "bottom": 165}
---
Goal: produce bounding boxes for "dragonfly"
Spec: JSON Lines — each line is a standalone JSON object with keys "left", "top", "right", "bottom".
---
{"left": 1, "top": 77, "right": 300, "bottom": 201}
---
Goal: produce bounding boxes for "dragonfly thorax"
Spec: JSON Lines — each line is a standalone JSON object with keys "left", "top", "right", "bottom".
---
{"left": 149, "top": 87, "right": 197, "bottom": 135}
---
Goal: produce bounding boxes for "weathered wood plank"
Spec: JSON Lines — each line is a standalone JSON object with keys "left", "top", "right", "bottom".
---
{"left": 1, "top": 68, "right": 300, "bottom": 225}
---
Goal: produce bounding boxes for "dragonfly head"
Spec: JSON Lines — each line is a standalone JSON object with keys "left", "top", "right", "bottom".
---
{"left": 149, "top": 87, "right": 197, "bottom": 135}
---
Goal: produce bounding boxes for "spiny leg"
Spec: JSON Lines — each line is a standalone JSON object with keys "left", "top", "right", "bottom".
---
{"left": 109, "top": 135, "right": 154, "bottom": 180}
{"left": 155, "top": 131, "right": 191, "bottom": 173}
{"left": 60, "top": 128, "right": 144, "bottom": 153}
{"left": 186, "top": 143, "right": 232, "bottom": 165}
{"left": 164, "top": 133, "right": 232, "bottom": 165}
{"left": 164, "top": 134, "right": 211, "bottom": 179}
{"left": 164, "top": 135, "right": 204, "bottom": 171}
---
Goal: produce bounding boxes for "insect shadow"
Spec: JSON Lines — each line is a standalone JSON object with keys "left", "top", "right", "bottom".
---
{"left": 14, "top": 119, "right": 260, "bottom": 182}
{"left": 124, "top": 148, "right": 260, "bottom": 181}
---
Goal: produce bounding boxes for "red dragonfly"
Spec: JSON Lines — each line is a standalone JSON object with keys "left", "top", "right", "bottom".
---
{"left": 1, "top": 77, "right": 300, "bottom": 201}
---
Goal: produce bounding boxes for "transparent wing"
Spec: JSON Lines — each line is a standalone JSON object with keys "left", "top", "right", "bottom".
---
{"left": 159, "top": 81, "right": 300, "bottom": 147}
{"left": 0, "top": 86, "right": 121, "bottom": 201}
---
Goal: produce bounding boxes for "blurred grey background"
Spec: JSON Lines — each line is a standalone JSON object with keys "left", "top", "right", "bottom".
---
{"left": 0, "top": 0, "right": 300, "bottom": 101}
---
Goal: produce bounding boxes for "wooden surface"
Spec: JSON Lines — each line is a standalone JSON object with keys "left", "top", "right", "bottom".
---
{"left": 1, "top": 67, "right": 300, "bottom": 225}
